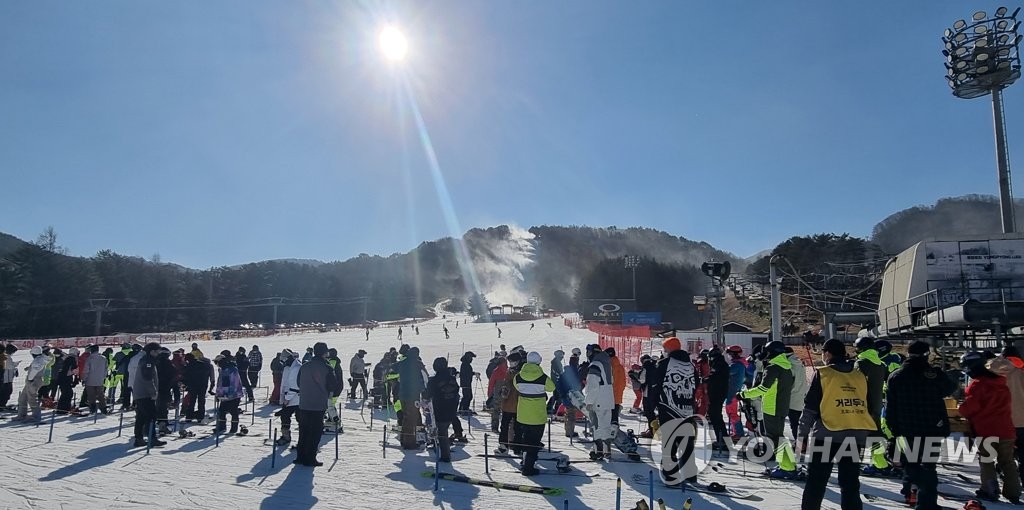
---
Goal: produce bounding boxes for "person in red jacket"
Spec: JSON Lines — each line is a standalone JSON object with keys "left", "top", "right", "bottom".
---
{"left": 487, "top": 356, "right": 508, "bottom": 433}
{"left": 77, "top": 348, "right": 91, "bottom": 408}
{"left": 958, "top": 351, "right": 1022, "bottom": 504}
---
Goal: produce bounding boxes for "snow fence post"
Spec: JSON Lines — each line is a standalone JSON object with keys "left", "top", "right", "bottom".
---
{"left": 47, "top": 409, "right": 56, "bottom": 443}
{"left": 271, "top": 428, "right": 277, "bottom": 469}
{"left": 268, "top": 418, "right": 272, "bottom": 438}
{"left": 616, "top": 477, "right": 621, "bottom": 510}
{"left": 648, "top": 470, "right": 654, "bottom": 509}
{"left": 484, "top": 433, "right": 490, "bottom": 474}
{"left": 118, "top": 408, "right": 124, "bottom": 438}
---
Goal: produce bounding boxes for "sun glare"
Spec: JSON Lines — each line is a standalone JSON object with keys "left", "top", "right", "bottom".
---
{"left": 379, "top": 26, "right": 408, "bottom": 62}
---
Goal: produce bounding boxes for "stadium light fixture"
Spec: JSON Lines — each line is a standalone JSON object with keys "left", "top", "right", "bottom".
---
{"left": 943, "top": 7, "right": 1022, "bottom": 233}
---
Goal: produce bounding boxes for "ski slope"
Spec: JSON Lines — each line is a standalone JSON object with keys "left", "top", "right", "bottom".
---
{"left": 0, "top": 314, "right": 1007, "bottom": 509}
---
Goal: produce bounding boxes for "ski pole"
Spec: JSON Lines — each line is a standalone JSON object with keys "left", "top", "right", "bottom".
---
{"left": 648, "top": 469, "right": 654, "bottom": 509}
{"left": 251, "top": 400, "right": 255, "bottom": 426}
{"left": 563, "top": 500, "right": 568, "bottom": 510}
{"left": 369, "top": 406, "right": 374, "bottom": 431}
{"left": 433, "top": 459, "right": 439, "bottom": 492}
{"left": 173, "top": 399, "right": 180, "bottom": 432}
{"left": 147, "top": 421, "right": 155, "bottom": 455}
{"left": 271, "top": 428, "right": 277, "bottom": 469}
{"left": 484, "top": 433, "right": 490, "bottom": 474}
{"left": 334, "top": 423, "right": 339, "bottom": 461}
{"left": 547, "top": 418, "right": 552, "bottom": 453}
{"left": 616, "top": 477, "right": 621, "bottom": 510}
{"left": 382, "top": 425, "right": 387, "bottom": 459}
{"left": 268, "top": 418, "right": 272, "bottom": 438}
{"left": 47, "top": 409, "right": 56, "bottom": 443}
{"left": 118, "top": 408, "right": 124, "bottom": 437}
{"left": 94, "top": 408, "right": 98, "bottom": 425}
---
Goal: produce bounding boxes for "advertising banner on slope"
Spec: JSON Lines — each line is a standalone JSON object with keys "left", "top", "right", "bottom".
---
{"left": 582, "top": 299, "right": 635, "bottom": 322}
{"left": 622, "top": 312, "right": 662, "bottom": 326}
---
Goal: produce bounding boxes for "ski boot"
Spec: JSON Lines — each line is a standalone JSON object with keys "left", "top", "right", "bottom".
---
{"left": 554, "top": 455, "right": 571, "bottom": 473}
{"left": 862, "top": 465, "right": 894, "bottom": 477}
{"left": 157, "top": 423, "right": 172, "bottom": 436}
{"left": 494, "top": 444, "right": 509, "bottom": 455}
{"left": 767, "top": 467, "right": 800, "bottom": 480}
{"left": 449, "top": 432, "right": 469, "bottom": 444}
{"left": 639, "top": 428, "right": 654, "bottom": 439}
{"left": 178, "top": 429, "right": 195, "bottom": 439}
{"left": 275, "top": 430, "right": 292, "bottom": 446}
{"left": 901, "top": 487, "right": 917, "bottom": 507}
{"left": 236, "top": 425, "right": 248, "bottom": 436}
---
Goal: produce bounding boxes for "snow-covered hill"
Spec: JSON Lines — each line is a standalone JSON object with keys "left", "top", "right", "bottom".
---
{"left": 0, "top": 315, "right": 1002, "bottom": 509}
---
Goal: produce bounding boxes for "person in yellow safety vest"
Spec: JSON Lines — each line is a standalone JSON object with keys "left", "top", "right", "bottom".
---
{"left": 103, "top": 348, "right": 119, "bottom": 402}
{"left": 739, "top": 340, "right": 797, "bottom": 479}
{"left": 325, "top": 348, "right": 345, "bottom": 429}
{"left": 798, "top": 338, "right": 876, "bottom": 510}
{"left": 513, "top": 352, "right": 555, "bottom": 476}
{"left": 854, "top": 337, "right": 892, "bottom": 476}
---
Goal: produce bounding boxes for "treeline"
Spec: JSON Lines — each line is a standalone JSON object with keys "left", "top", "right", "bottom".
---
{"left": 0, "top": 243, "right": 437, "bottom": 339}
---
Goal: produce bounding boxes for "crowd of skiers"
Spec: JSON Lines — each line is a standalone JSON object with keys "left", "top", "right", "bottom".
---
{"left": 5, "top": 331, "right": 1024, "bottom": 507}
{"left": 603, "top": 335, "right": 1024, "bottom": 510}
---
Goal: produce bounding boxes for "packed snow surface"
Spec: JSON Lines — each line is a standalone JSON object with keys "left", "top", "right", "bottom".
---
{"left": 0, "top": 314, "right": 1006, "bottom": 509}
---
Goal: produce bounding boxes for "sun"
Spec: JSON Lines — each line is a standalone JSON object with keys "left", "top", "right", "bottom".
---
{"left": 378, "top": 26, "right": 408, "bottom": 62}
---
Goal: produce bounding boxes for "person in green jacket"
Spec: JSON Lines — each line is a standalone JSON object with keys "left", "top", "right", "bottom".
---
{"left": 855, "top": 337, "right": 892, "bottom": 476}
{"left": 740, "top": 340, "right": 797, "bottom": 479}
{"left": 514, "top": 351, "right": 555, "bottom": 476}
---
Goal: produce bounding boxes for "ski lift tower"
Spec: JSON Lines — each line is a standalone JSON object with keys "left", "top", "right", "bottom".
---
{"left": 942, "top": 7, "right": 1023, "bottom": 232}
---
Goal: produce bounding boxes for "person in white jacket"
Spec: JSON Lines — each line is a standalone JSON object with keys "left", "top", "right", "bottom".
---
{"left": 349, "top": 350, "right": 369, "bottom": 400}
{"left": 276, "top": 350, "right": 302, "bottom": 446}
{"left": 15, "top": 346, "right": 51, "bottom": 423}
{"left": 785, "top": 347, "right": 808, "bottom": 439}
{"left": 1, "top": 344, "right": 20, "bottom": 408}
{"left": 583, "top": 344, "right": 616, "bottom": 460}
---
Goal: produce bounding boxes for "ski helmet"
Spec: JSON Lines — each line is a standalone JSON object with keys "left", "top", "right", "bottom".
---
{"left": 960, "top": 351, "right": 985, "bottom": 370}
{"left": 854, "top": 337, "right": 875, "bottom": 353}
{"left": 764, "top": 340, "right": 786, "bottom": 359}
{"left": 726, "top": 345, "right": 743, "bottom": 355}
{"left": 874, "top": 339, "right": 893, "bottom": 356}
{"left": 30, "top": 346, "right": 43, "bottom": 356}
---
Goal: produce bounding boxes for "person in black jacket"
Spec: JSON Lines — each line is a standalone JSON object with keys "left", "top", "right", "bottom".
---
{"left": 706, "top": 346, "right": 731, "bottom": 451}
{"left": 270, "top": 352, "right": 285, "bottom": 405}
{"left": 458, "top": 351, "right": 478, "bottom": 414}
{"left": 155, "top": 348, "right": 176, "bottom": 434}
{"left": 236, "top": 347, "right": 253, "bottom": 402}
{"left": 182, "top": 354, "right": 212, "bottom": 422}
{"left": 886, "top": 340, "right": 956, "bottom": 509}
{"left": 55, "top": 349, "right": 78, "bottom": 412}
{"left": 427, "top": 358, "right": 461, "bottom": 462}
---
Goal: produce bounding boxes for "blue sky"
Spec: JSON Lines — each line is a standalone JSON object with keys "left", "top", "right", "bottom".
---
{"left": 1, "top": 1, "right": 1022, "bottom": 268}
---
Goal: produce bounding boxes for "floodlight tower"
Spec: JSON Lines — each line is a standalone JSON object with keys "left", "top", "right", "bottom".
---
{"left": 624, "top": 255, "right": 640, "bottom": 301}
{"left": 943, "top": 7, "right": 1023, "bottom": 233}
